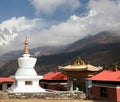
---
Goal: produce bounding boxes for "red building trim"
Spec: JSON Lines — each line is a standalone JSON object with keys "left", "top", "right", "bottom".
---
{"left": 89, "top": 70, "right": 120, "bottom": 102}
{"left": 42, "top": 72, "right": 67, "bottom": 80}
{"left": 40, "top": 72, "right": 67, "bottom": 91}
{"left": 0, "top": 77, "right": 13, "bottom": 83}
{"left": 88, "top": 70, "right": 120, "bottom": 81}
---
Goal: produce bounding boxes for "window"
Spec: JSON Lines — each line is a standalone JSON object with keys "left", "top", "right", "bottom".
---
{"left": 100, "top": 87, "right": 108, "bottom": 98}
{"left": 7, "top": 83, "right": 12, "bottom": 88}
{"left": 25, "top": 81, "right": 32, "bottom": 85}
{"left": 44, "top": 84, "right": 48, "bottom": 89}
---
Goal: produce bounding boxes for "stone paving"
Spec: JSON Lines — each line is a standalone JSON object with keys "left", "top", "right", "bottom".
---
{"left": 8, "top": 91, "right": 86, "bottom": 99}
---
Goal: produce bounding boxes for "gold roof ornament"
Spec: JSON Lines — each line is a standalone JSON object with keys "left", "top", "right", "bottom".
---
{"left": 115, "top": 62, "right": 118, "bottom": 71}
{"left": 59, "top": 56, "right": 102, "bottom": 71}
{"left": 24, "top": 37, "right": 29, "bottom": 54}
{"left": 72, "top": 57, "right": 85, "bottom": 66}
{"left": 88, "top": 61, "right": 91, "bottom": 65}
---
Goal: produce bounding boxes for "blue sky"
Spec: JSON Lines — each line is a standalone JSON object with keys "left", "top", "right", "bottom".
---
{"left": 0, "top": 0, "right": 120, "bottom": 55}
{"left": 0, "top": 0, "right": 88, "bottom": 21}
{"left": 0, "top": 0, "right": 34, "bottom": 21}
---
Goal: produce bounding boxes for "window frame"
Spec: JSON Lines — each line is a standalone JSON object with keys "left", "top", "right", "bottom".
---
{"left": 100, "top": 87, "right": 108, "bottom": 98}
{"left": 25, "top": 81, "right": 32, "bottom": 85}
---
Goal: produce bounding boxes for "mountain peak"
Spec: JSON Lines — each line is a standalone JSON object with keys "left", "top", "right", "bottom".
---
{"left": 64, "top": 31, "right": 120, "bottom": 52}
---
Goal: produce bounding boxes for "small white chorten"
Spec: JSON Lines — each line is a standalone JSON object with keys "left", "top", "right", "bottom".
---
{"left": 7, "top": 37, "right": 45, "bottom": 93}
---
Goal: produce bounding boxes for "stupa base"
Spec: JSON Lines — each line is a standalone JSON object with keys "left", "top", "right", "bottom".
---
{"left": 7, "top": 85, "right": 46, "bottom": 93}
{"left": 7, "top": 75, "right": 46, "bottom": 93}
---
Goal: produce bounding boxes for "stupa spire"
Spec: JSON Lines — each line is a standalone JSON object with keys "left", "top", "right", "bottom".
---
{"left": 7, "top": 36, "right": 45, "bottom": 93}
{"left": 24, "top": 37, "right": 29, "bottom": 54}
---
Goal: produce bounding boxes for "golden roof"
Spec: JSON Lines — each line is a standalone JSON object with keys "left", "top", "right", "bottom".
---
{"left": 61, "top": 65, "right": 86, "bottom": 71}
{"left": 60, "top": 57, "right": 102, "bottom": 71}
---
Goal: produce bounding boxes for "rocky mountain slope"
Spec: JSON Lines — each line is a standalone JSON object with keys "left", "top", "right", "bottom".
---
{"left": 0, "top": 31, "right": 120, "bottom": 76}
{"left": 64, "top": 31, "right": 120, "bottom": 52}
{"left": 0, "top": 46, "right": 63, "bottom": 68}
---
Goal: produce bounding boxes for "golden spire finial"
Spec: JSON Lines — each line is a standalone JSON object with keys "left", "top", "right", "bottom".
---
{"left": 88, "top": 61, "right": 91, "bottom": 65}
{"left": 72, "top": 57, "right": 85, "bottom": 65}
{"left": 115, "top": 62, "right": 118, "bottom": 71}
{"left": 24, "top": 37, "right": 29, "bottom": 54}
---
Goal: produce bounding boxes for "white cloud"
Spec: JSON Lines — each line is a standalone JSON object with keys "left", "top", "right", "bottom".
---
{"left": 87, "top": 0, "right": 120, "bottom": 31}
{"left": 0, "top": 16, "right": 55, "bottom": 55}
{"left": 1, "top": 0, "right": 120, "bottom": 55}
{"left": 29, "top": 0, "right": 120, "bottom": 47}
{"left": 29, "top": 0, "right": 81, "bottom": 15}
{"left": 0, "top": 16, "right": 49, "bottom": 46}
{"left": 0, "top": 16, "right": 44, "bottom": 32}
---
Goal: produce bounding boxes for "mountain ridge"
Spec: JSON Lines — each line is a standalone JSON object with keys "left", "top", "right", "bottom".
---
{"left": 64, "top": 31, "right": 120, "bottom": 52}
{"left": 0, "top": 31, "right": 120, "bottom": 76}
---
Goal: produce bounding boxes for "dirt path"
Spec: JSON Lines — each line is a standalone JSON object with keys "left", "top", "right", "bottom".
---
{"left": 0, "top": 99, "right": 107, "bottom": 102}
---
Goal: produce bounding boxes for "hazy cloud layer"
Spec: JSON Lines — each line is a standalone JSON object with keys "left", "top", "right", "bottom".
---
{"left": 29, "top": 0, "right": 81, "bottom": 15}
{"left": 30, "top": 0, "right": 120, "bottom": 47}
{"left": 0, "top": 16, "right": 50, "bottom": 46}
{"left": 1, "top": 0, "right": 120, "bottom": 55}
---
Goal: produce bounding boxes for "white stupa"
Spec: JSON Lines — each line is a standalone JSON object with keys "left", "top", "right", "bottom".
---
{"left": 7, "top": 37, "right": 45, "bottom": 93}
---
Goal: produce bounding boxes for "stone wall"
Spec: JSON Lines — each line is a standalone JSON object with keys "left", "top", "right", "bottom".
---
{"left": 8, "top": 91, "right": 86, "bottom": 99}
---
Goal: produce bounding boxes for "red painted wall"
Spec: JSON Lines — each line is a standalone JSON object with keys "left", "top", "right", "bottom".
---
{"left": 92, "top": 86, "right": 100, "bottom": 99}
{"left": 40, "top": 83, "right": 66, "bottom": 91}
{"left": 116, "top": 88, "right": 120, "bottom": 101}
{"left": 107, "top": 87, "right": 116, "bottom": 101}
{"left": 40, "top": 84, "right": 58, "bottom": 90}
{"left": 92, "top": 86, "right": 118, "bottom": 101}
{"left": 46, "top": 84, "right": 59, "bottom": 90}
